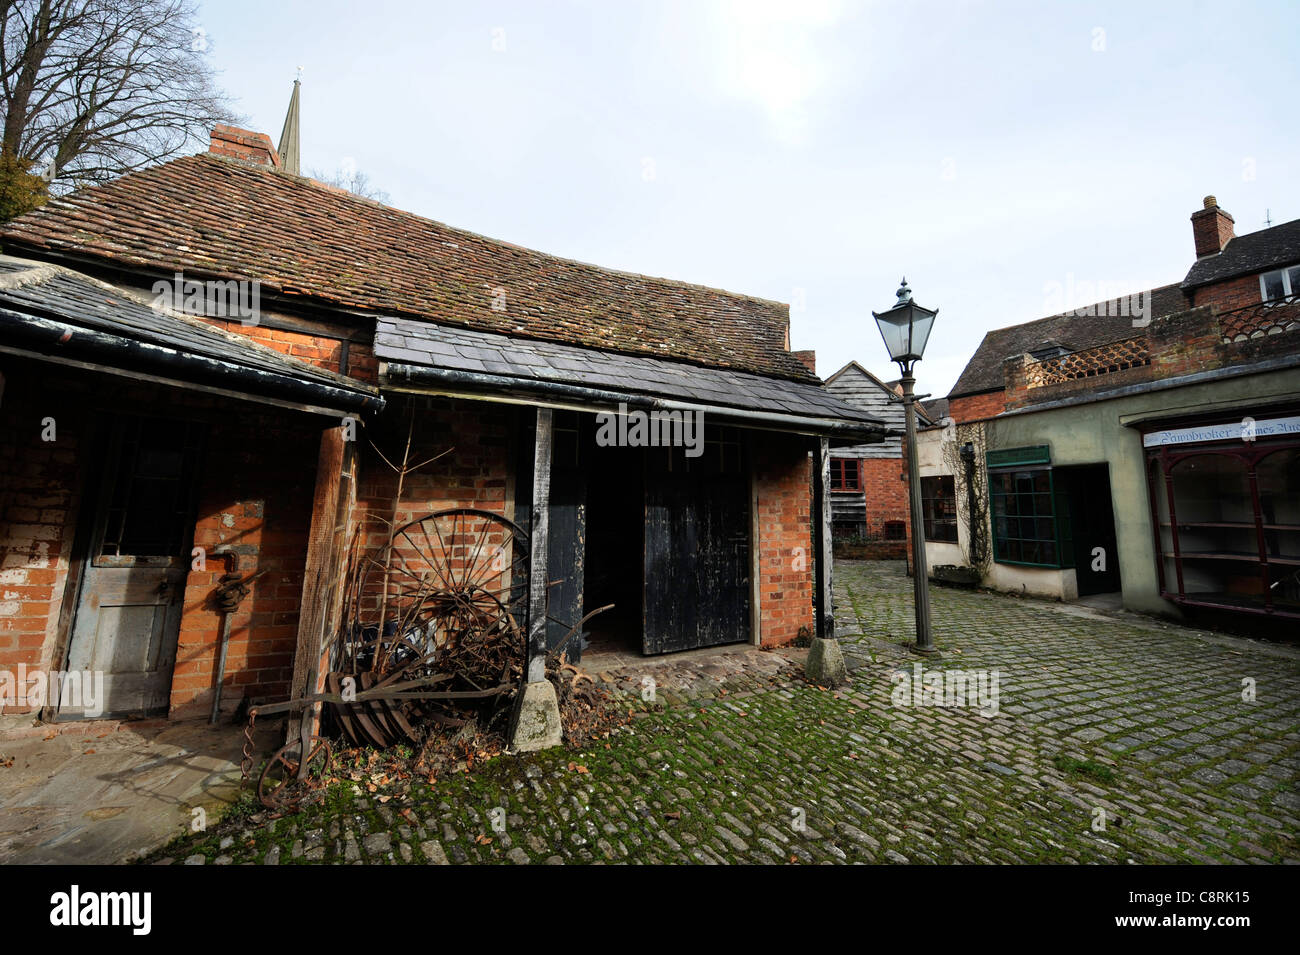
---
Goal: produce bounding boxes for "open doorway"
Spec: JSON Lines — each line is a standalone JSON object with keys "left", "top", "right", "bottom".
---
{"left": 1059, "top": 463, "right": 1121, "bottom": 597}
{"left": 582, "top": 440, "right": 645, "bottom": 656}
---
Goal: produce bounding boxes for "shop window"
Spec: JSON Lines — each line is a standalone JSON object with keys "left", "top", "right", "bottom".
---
{"left": 989, "top": 467, "right": 1073, "bottom": 568}
{"left": 921, "top": 475, "right": 958, "bottom": 543}
{"left": 1147, "top": 441, "right": 1300, "bottom": 617}
{"left": 830, "top": 458, "right": 861, "bottom": 492}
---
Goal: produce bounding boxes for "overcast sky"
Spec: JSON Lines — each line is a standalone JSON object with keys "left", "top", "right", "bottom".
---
{"left": 195, "top": 0, "right": 1299, "bottom": 396}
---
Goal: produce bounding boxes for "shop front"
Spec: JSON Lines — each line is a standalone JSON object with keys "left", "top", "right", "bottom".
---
{"left": 1143, "top": 412, "right": 1300, "bottom": 619}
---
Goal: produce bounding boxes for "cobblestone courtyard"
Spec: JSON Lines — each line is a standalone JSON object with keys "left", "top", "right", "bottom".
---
{"left": 152, "top": 561, "right": 1300, "bottom": 865}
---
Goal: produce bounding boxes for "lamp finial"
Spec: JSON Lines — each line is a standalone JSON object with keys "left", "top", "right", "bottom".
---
{"left": 897, "top": 277, "right": 912, "bottom": 304}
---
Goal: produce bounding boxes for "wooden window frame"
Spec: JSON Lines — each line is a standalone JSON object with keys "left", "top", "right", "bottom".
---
{"left": 920, "top": 474, "right": 959, "bottom": 543}
{"left": 829, "top": 457, "right": 861, "bottom": 493}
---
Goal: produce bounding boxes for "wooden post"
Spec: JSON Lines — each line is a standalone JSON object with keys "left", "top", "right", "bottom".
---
{"left": 526, "top": 407, "right": 552, "bottom": 683}
{"left": 287, "top": 423, "right": 351, "bottom": 748}
{"left": 814, "top": 436, "right": 835, "bottom": 641}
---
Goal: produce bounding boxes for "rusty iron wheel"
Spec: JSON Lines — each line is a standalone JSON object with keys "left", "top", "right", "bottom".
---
{"left": 257, "top": 735, "right": 332, "bottom": 810}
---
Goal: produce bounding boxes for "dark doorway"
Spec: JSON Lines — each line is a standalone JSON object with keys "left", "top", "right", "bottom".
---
{"left": 1061, "top": 463, "right": 1121, "bottom": 596}
{"left": 583, "top": 440, "right": 645, "bottom": 656}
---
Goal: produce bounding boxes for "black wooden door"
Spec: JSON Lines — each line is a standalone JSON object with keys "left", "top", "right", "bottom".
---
{"left": 643, "top": 470, "right": 750, "bottom": 654}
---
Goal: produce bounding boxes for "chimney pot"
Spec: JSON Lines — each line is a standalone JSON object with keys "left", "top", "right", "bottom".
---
{"left": 1203, "top": 195, "right": 1217, "bottom": 210}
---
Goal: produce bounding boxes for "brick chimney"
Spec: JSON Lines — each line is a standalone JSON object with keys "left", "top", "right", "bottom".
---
{"left": 1191, "top": 195, "right": 1234, "bottom": 259}
{"left": 792, "top": 349, "right": 816, "bottom": 374}
{"left": 208, "top": 124, "right": 281, "bottom": 167}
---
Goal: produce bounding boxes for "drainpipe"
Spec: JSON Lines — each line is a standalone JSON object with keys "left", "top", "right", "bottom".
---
{"left": 209, "top": 547, "right": 266, "bottom": 724}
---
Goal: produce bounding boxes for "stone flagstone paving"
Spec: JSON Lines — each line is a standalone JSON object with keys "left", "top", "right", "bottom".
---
{"left": 148, "top": 561, "right": 1300, "bottom": 865}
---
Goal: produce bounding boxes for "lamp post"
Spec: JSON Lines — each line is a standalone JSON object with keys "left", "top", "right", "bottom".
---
{"left": 873, "top": 278, "right": 939, "bottom": 654}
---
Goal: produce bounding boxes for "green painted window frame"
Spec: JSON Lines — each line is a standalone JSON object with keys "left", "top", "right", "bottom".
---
{"left": 989, "top": 465, "right": 1074, "bottom": 569}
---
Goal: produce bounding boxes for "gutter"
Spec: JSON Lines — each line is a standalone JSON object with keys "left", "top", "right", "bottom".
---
{"left": 0, "top": 306, "right": 384, "bottom": 416}
{"left": 381, "top": 362, "right": 887, "bottom": 441}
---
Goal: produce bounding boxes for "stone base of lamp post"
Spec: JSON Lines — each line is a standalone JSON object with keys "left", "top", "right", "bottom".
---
{"left": 805, "top": 636, "right": 848, "bottom": 686}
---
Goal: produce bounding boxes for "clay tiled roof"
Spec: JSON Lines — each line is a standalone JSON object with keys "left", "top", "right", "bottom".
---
{"left": 0, "top": 154, "right": 815, "bottom": 382}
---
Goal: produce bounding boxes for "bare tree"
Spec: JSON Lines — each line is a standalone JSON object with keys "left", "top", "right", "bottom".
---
{"left": 311, "top": 164, "right": 391, "bottom": 204}
{"left": 0, "top": 0, "right": 238, "bottom": 193}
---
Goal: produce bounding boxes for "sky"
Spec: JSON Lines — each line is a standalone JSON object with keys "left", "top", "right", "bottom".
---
{"left": 193, "top": 0, "right": 1300, "bottom": 397}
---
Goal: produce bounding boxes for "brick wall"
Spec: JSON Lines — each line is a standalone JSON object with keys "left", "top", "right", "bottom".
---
{"left": 0, "top": 363, "right": 86, "bottom": 709}
{"left": 752, "top": 434, "right": 814, "bottom": 648}
{"left": 0, "top": 356, "right": 341, "bottom": 721}
{"left": 354, "top": 396, "right": 512, "bottom": 542}
{"left": 1147, "top": 306, "right": 1223, "bottom": 379}
{"left": 206, "top": 318, "right": 379, "bottom": 384}
{"left": 1191, "top": 273, "right": 1262, "bottom": 310}
{"left": 171, "top": 412, "right": 320, "bottom": 719}
{"left": 948, "top": 390, "right": 1006, "bottom": 423}
{"left": 858, "top": 457, "right": 909, "bottom": 539}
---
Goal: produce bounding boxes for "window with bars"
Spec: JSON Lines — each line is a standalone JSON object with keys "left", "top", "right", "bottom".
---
{"left": 989, "top": 467, "right": 1073, "bottom": 568}
{"left": 921, "top": 475, "right": 959, "bottom": 542}
{"left": 830, "top": 458, "right": 861, "bottom": 492}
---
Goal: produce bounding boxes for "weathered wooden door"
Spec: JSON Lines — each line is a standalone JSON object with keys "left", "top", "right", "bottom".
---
{"left": 643, "top": 433, "right": 750, "bottom": 654}
{"left": 60, "top": 416, "right": 204, "bottom": 718}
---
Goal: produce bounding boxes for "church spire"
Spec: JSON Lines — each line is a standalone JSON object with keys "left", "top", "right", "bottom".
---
{"left": 277, "top": 73, "right": 301, "bottom": 175}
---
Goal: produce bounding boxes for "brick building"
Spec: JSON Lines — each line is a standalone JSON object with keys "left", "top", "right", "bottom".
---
{"left": 0, "top": 123, "right": 883, "bottom": 731}
{"left": 918, "top": 196, "right": 1300, "bottom": 623}
{"left": 822, "top": 361, "right": 937, "bottom": 558}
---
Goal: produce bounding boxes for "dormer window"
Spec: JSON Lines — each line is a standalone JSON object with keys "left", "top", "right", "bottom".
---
{"left": 1260, "top": 266, "right": 1300, "bottom": 302}
{"left": 1029, "top": 343, "right": 1070, "bottom": 360}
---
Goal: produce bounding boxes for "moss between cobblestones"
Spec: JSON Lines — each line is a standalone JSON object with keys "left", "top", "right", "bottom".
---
{"left": 138, "top": 563, "right": 1300, "bottom": 865}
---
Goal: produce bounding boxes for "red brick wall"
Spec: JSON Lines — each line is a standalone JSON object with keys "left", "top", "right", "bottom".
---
{"left": 0, "top": 364, "right": 86, "bottom": 709}
{"left": 354, "top": 396, "right": 511, "bottom": 543}
{"left": 206, "top": 319, "right": 378, "bottom": 384}
{"left": 948, "top": 390, "right": 1006, "bottom": 423}
{"left": 858, "top": 457, "right": 908, "bottom": 539}
{"left": 752, "top": 435, "right": 814, "bottom": 648}
{"left": 0, "top": 356, "right": 341, "bottom": 720}
{"left": 171, "top": 413, "right": 319, "bottom": 719}
{"left": 1190, "top": 273, "right": 1262, "bottom": 310}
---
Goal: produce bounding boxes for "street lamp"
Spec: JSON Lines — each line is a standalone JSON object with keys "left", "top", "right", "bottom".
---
{"left": 873, "top": 278, "right": 939, "bottom": 654}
